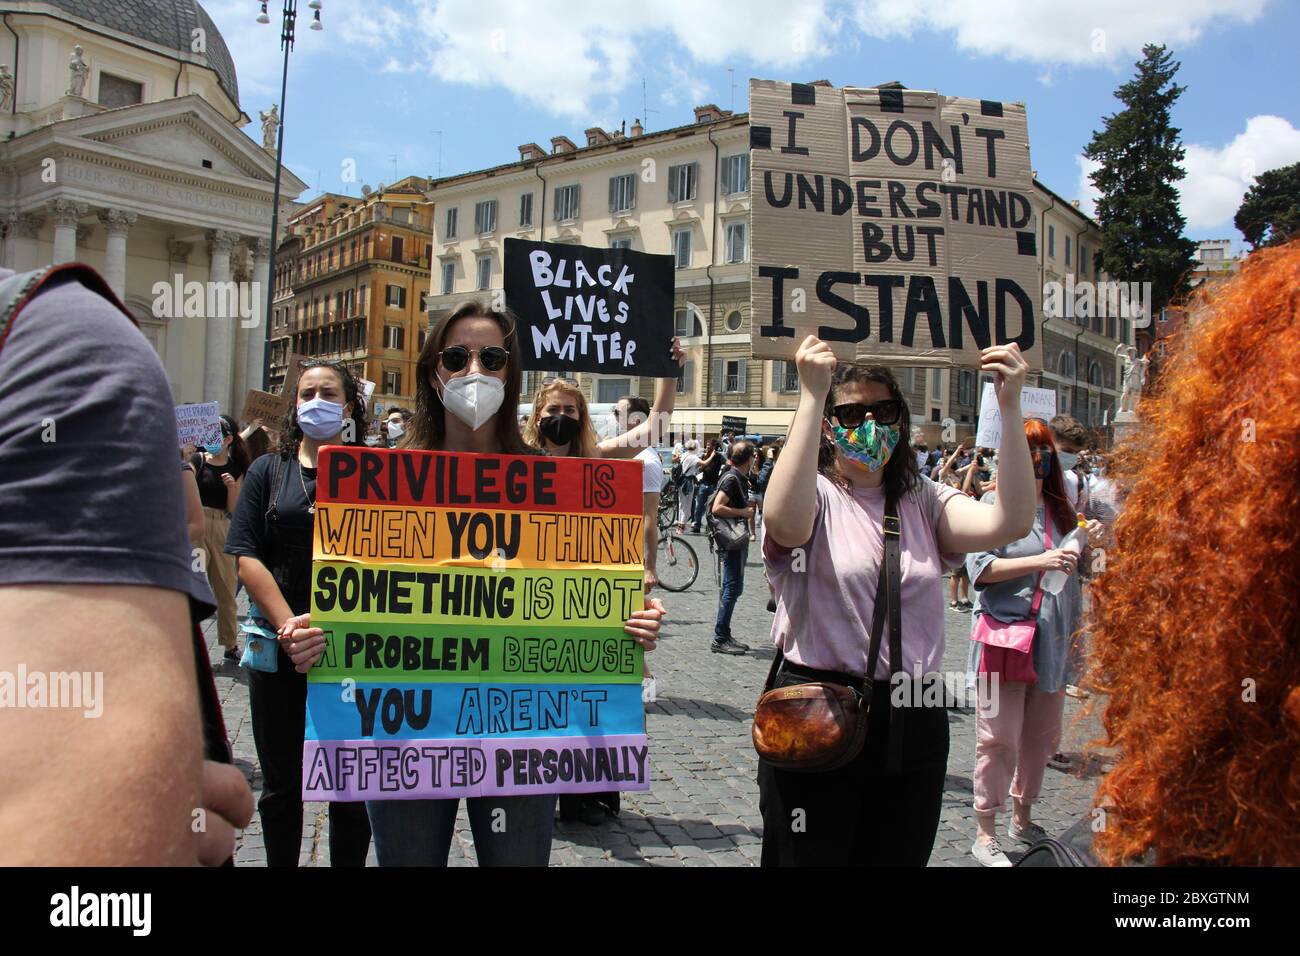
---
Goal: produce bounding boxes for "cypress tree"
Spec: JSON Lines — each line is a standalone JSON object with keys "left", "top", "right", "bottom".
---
{"left": 1083, "top": 44, "right": 1196, "bottom": 314}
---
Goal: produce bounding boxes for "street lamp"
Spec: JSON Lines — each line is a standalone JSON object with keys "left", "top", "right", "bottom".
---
{"left": 258, "top": 1, "right": 323, "bottom": 392}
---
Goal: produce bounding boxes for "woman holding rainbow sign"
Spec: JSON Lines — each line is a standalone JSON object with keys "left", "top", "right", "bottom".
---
{"left": 281, "top": 300, "right": 668, "bottom": 866}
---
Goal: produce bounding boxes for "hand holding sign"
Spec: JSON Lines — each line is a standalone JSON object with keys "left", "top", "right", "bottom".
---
{"left": 979, "top": 342, "right": 1029, "bottom": 410}
{"left": 280, "top": 613, "right": 326, "bottom": 674}
{"left": 624, "top": 596, "right": 666, "bottom": 651}
{"left": 794, "top": 334, "right": 838, "bottom": 401}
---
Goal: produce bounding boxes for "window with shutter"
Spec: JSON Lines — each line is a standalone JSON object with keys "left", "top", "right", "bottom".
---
{"left": 475, "top": 200, "right": 497, "bottom": 235}
{"left": 668, "top": 162, "right": 698, "bottom": 203}
{"left": 675, "top": 360, "right": 693, "bottom": 395}
{"left": 445, "top": 207, "right": 458, "bottom": 240}
{"left": 722, "top": 154, "right": 749, "bottom": 195}
{"left": 712, "top": 358, "right": 723, "bottom": 396}
{"left": 519, "top": 192, "right": 533, "bottom": 227}
{"left": 555, "top": 184, "right": 580, "bottom": 221}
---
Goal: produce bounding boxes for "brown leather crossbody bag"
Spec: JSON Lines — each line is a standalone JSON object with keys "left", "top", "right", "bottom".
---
{"left": 751, "top": 498, "right": 904, "bottom": 772}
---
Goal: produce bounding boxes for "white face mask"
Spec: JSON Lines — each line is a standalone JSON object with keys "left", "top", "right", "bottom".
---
{"left": 438, "top": 371, "right": 505, "bottom": 431}
{"left": 387, "top": 421, "right": 405, "bottom": 439}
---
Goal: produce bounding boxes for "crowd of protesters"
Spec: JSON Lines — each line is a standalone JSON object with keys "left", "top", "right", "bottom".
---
{"left": 2, "top": 242, "right": 1297, "bottom": 868}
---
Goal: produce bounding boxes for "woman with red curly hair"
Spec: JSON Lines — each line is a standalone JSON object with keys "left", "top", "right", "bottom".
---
{"left": 1086, "top": 241, "right": 1300, "bottom": 866}
{"left": 965, "top": 419, "right": 1104, "bottom": 866}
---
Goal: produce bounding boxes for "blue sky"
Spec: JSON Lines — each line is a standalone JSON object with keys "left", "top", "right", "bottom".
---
{"left": 207, "top": 0, "right": 1300, "bottom": 249}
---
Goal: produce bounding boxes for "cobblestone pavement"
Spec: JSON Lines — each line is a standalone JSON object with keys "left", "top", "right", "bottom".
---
{"left": 209, "top": 539, "right": 1103, "bottom": 867}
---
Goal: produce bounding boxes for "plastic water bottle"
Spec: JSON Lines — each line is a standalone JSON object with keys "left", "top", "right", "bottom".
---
{"left": 1040, "top": 514, "right": 1089, "bottom": 595}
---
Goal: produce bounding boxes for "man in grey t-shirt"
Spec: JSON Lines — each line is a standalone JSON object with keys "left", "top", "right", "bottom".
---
{"left": 0, "top": 265, "right": 251, "bottom": 864}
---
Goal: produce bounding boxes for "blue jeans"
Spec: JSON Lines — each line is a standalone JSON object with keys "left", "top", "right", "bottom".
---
{"left": 692, "top": 481, "right": 716, "bottom": 530}
{"left": 714, "top": 541, "right": 749, "bottom": 642}
{"left": 366, "top": 795, "right": 555, "bottom": 866}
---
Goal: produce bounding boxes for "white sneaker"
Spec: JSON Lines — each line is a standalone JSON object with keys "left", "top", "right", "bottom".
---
{"left": 641, "top": 676, "right": 657, "bottom": 704}
{"left": 1008, "top": 820, "right": 1049, "bottom": 846}
{"left": 972, "top": 836, "right": 1012, "bottom": 867}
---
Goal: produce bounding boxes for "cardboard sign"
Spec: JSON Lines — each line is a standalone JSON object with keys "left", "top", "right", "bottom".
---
{"left": 302, "top": 447, "right": 650, "bottom": 801}
{"left": 357, "top": 377, "right": 376, "bottom": 408}
{"left": 749, "top": 79, "right": 1042, "bottom": 370}
{"left": 504, "top": 237, "right": 679, "bottom": 376}
{"left": 281, "top": 351, "right": 310, "bottom": 404}
{"left": 240, "top": 389, "right": 290, "bottom": 427}
{"left": 974, "top": 382, "right": 1057, "bottom": 448}
{"left": 175, "top": 401, "right": 221, "bottom": 447}
{"left": 721, "top": 416, "right": 748, "bottom": 434}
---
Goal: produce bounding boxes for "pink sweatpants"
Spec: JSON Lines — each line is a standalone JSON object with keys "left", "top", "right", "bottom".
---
{"left": 973, "top": 682, "right": 1066, "bottom": 817}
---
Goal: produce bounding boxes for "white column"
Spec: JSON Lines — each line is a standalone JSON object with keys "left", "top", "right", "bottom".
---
{"left": 245, "top": 237, "right": 272, "bottom": 395}
{"left": 96, "top": 209, "right": 136, "bottom": 299}
{"left": 13, "top": 213, "right": 44, "bottom": 271}
{"left": 202, "top": 229, "right": 240, "bottom": 407}
{"left": 48, "top": 199, "right": 87, "bottom": 264}
{"left": 1, "top": 211, "right": 17, "bottom": 269}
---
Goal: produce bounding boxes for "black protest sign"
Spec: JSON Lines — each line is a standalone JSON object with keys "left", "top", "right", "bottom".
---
{"left": 749, "top": 79, "right": 1042, "bottom": 370}
{"left": 721, "top": 415, "right": 748, "bottom": 433}
{"left": 504, "top": 238, "right": 679, "bottom": 377}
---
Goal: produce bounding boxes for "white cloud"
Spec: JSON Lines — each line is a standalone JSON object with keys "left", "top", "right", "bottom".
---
{"left": 409, "top": 0, "right": 839, "bottom": 119}
{"left": 1076, "top": 155, "right": 1101, "bottom": 219}
{"left": 852, "top": 0, "right": 1268, "bottom": 67}
{"left": 202, "top": 0, "right": 409, "bottom": 101}
{"left": 1180, "top": 116, "right": 1300, "bottom": 230}
{"left": 1075, "top": 116, "right": 1300, "bottom": 231}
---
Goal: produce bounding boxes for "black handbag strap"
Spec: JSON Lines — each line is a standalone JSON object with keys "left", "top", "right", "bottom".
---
{"left": 265, "top": 453, "right": 289, "bottom": 532}
{"left": 863, "top": 497, "right": 904, "bottom": 773}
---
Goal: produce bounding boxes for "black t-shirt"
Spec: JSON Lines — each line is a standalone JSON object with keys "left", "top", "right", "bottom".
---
{"left": 700, "top": 451, "right": 724, "bottom": 483}
{"left": 0, "top": 267, "right": 215, "bottom": 619}
{"left": 717, "top": 466, "right": 750, "bottom": 509}
{"left": 191, "top": 454, "right": 244, "bottom": 511}
{"left": 225, "top": 452, "right": 317, "bottom": 616}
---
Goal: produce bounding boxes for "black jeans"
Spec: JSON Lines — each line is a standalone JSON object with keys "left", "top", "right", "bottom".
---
{"left": 758, "top": 671, "right": 950, "bottom": 866}
{"left": 248, "top": 642, "right": 372, "bottom": 866}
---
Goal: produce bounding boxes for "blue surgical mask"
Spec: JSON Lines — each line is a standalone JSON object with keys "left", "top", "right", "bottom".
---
{"left": 298, "top": 397, "right": 345, "bottom": 440}
{"left": 202, "top": 440, "right": 225, "bottom": 455}
{"left": 1056, "top": 451, "right": 1079, "bottom": 472}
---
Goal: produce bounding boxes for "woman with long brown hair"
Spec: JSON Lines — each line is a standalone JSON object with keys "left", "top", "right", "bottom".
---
{"left": 964, "top": 418, "right": 1103, "bottom": 866}
{"left": 1085, "top": 241, "right": 1300, "bottom": 866}
{"left": 282, "top": 301, "right": 666, "bottom": 866}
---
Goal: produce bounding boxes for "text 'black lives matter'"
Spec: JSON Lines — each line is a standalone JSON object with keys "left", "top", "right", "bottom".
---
{"left": 504, "top": 237, "right": 679, "bottom": 376}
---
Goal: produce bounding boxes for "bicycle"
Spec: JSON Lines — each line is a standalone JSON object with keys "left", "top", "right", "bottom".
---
{"left": 654, "top": 526, "right": 699, "bottom": 592}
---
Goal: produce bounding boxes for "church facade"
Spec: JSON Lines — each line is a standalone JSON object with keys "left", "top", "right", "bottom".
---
{"left": 0, "top": 0, "right": 305, "bottom": 409}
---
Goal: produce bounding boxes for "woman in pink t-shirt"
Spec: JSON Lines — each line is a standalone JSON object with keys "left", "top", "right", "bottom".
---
{"left": 759, "top": 334, "right": 1038, "bottom": 867}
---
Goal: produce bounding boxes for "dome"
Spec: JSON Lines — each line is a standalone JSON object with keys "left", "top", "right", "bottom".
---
{"left": 44, "top": 0, "right": 239, "bottom": 109}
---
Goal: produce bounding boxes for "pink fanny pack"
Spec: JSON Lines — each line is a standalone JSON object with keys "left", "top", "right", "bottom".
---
{"left": 971, "top": 519, "right": 1051, "bottom": 684}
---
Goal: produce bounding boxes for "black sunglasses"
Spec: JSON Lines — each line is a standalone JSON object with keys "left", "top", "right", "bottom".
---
{"left": 439, "top": 345, "right": 509, "bottom": 373}
{"left": 831, "top": 399, "right": 904, "bottom": 428}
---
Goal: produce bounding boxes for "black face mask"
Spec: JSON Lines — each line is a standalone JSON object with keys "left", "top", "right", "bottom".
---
{"left": 539, "top": 413, "right": 582, "bottom": 447}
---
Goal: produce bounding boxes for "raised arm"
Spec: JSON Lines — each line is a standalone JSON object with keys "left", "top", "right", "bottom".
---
{"left": 600, "top": 337, "right": 685, "bottom": 457}
{"left": 763, "top": 335, "right": 836, "bottom": 549}
{"left": 936, "top": 344, "right": 1036, "bottom": 553}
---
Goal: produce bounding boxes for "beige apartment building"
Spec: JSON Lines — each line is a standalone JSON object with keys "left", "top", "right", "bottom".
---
{"left": 424, "top": 103, "right": 1133, "bottom": 443}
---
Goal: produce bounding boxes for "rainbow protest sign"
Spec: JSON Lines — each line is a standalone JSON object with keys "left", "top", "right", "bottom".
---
{"left": 302, "top": 446, "right": 649, "bottom": 801}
